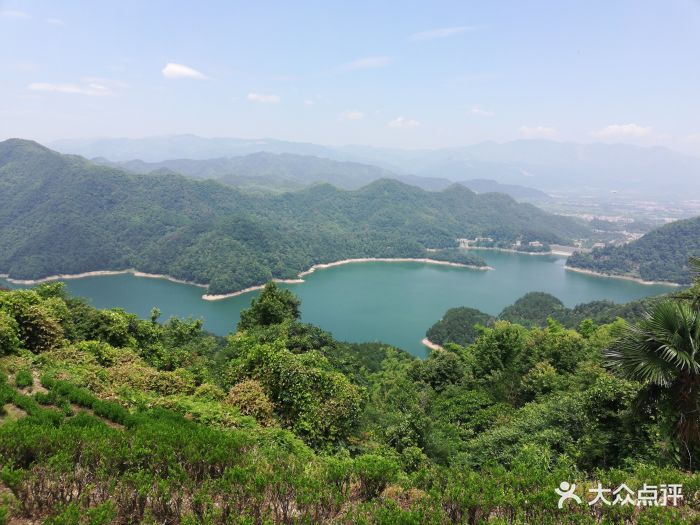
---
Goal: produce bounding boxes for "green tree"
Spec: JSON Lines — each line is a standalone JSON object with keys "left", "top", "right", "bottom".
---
{"left": 238, "top": 282, "right": 301, "bottom": 330}
{"left": 606, "top": 299, "right": 700, "bottom": 468}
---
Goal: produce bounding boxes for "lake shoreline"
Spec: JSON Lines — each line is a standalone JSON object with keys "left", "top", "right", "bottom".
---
{"left": 2, "top": 257, "right": 493, "bottom": 302}
{"left": 421, "top": 338, "right": 444, "bottom": 352}
{"left": 3, "top": 269, "right": 208, "bottom": 288}
{"left": 564, "top": 265, "right": 681, "bottom": 287}
{"left": 202, "top": 258, "right": 494, "bottom": 301}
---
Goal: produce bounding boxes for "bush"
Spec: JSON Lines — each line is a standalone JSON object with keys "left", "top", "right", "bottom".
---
{"left": 354, "top": 454, "right": 400, "bottom": 500}
{"left": 0, "top": 310, "right": 21, "bottom": 355}
{"left": 227, "top": 379, "right": 275, "bottom": 425}
{"left": 14, "top": 369, "right": 33, "bottom": 389}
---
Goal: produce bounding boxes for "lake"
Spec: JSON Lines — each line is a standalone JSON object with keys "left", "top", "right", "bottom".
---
{"left": 1, "top": 251, "right": 675, "bottom": 357}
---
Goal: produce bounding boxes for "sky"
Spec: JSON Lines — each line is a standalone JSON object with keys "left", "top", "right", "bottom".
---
{"left": 2, "top": 0, "right": 700, "bottom": 154}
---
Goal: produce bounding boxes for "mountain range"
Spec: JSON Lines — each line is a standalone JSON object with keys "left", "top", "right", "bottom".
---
{"left": 0, "top": 139, "right": 589, "bottom": 295}
{"left": 51, "top": 135, "right": 700, "bottom": 197}
{"left": 94, "top": 152, "right": 550, "bottom": 201}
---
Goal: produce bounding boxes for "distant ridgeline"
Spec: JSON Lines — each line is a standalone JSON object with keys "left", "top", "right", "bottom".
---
{"left": 426, "top": 291, "right": 660, "bottom": 346}
{"left": 567, "top": 216, "right": 700, "bottom": 285}
{"left": 95, "top": 152, "right": 552, "bottom": 201}
{"left": 0, "top": 139, "right": 589, "bottom": 295}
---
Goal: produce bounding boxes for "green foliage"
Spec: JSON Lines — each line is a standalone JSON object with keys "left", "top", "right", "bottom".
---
{"left": 1, "top": 283, "right": 699, "bottom": 523}
{"left": 238, "top": 281, "right": 300, "bottom": 330}
{"left": 606, "top": 298, "right": 700, "bottom": 468}
{"left": 0, "top": 309, "right": 20, "bottom": 355}
{"left": 568, "top": 217, "right": 700, "bottom": 284}
{"left": 0, "top": 289, "right": 64, "bottom": 352}
{"left": 226, "top": 379, "right": 275, "bottom": 425}
{"left": 499, "top": 292, "right": 567, "bottom": 327}
{"left": 425, "top": 306, "right": 494, "bottom": 346}
{"left": 354, "top": 454, "right": 400, "bottom": 500}
{"left": 220, "top": 323, "right": 364, "bottom": 447}
{"left": 13, "top": 369, "right": 32, "bottom": 389}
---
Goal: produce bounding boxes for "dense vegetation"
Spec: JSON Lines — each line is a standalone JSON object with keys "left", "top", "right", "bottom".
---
{"left": 567, "top": 216, "right": 700, "bottom": 285}
{"left": 426, "top": 291, "right": 660, "bottom": 346}
{"left": 0, "top": 139, "right": 590, "bottom": 295}
{"left": 1, "top": 276, "right": 700, "bottom": 523}
{"left": 426, "top": 307, "right": 495, "bottom": 346}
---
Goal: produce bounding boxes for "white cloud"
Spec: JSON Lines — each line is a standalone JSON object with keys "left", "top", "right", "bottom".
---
{"left": 0, "top": 9, "right": 29, "bottom": 19}
{"left": 592, "top": 123, "right": 653, "bottom": 139}
{"left": 410, "top": 26, "right": 473, "bottom": 41}
{"left": 247, "top": 92, "right": 280, "bottom": 104}
{"left": 162, "top": 62, "right": 207, "bottom": 80}
{"left": 27, "top": 81, "right": 113, "bottom": 96}
{"left": 46, "top": 18, "right": 64, "bottom": 25}
{"left": 304, "top": 99, "right": 315, "bottom": 107}
{"left": 338, "top": 110, "right": 364, "bottom": 121}
{"left": 519, "top": 125, "right": 557, "bottom": 139}
{"left": 469, "top": 105, "right": 494, "bottom": 117}
{"left": 686, "top": 133, "right": 700, "bottom": 143}
{"left": 388, "top": 116, "right": 420, "bottom": 129}
{"left": 338, "top": 56, "right": 391, "bottom": 71}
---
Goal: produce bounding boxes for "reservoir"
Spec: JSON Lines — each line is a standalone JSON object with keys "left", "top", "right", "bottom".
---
{"left": 0, "top": 251, "right": 675, "bottom": 357}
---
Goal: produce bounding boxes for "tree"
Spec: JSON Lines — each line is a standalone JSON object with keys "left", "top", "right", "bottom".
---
{"left": 606, "top": 299, "right": 700, "bottom": 468}
{"left": 238, "top": 282, "right": 301, "bottom": 330}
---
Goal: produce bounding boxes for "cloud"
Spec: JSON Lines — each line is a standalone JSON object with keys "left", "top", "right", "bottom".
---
{"left": 519, "top": 125, "right": 557, "bottom": 139}
{"left": 469, "top": 105, "right": 494, "bottom": 117}
{"left": 410, "top": 26, "right": 473, "bottom": 41}
{"left": 338, "top": 56, "right": 391, "bottom": 71}
{"left": 338, "top": 110, "right": 364, "bottom": 121}
{"left": 247, "top": 92, "right": 280, "bottom": 104}
{"left": 46, "top": 18, "right": 64, "bottom": 25}
{"left": 162, "top": 62, "right": 207, "bottom": 80}
{"left": 27, "top": 81, "right": 114, "bottom": 96}
{"left": 686, "top": 133, "right": 700, "bottom": 143}
{"left": 304, "top": 99, "right": 315, "bottom": 107}
{"left": 592, "top": 123, "right": 653, "bottom": 139}
{"left": 388, "top": 116, "right": 420, "bottom": 129}
{"left": 0, "top": 9, "right": 29, "bottom": 19}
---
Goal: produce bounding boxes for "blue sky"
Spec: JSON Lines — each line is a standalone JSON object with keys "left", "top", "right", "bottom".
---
{"left": 2, "top": 0, "right": 700, "bottom": 153}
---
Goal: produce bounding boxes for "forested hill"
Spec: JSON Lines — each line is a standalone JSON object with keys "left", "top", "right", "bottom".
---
{"left": 567, "top": 216, "right": 700, "bottom": 285}
{"left": 0, "top": 139, "right": 589, "bottom": 294}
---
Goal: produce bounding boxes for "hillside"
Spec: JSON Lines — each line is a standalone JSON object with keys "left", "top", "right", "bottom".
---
{"left": 1, "top": 281, "right": 699, "bottom": 523}
{"left": 567, "top": 216, "right": 700, "bottom": 284}
{"left": 98, "top": 152, "right": 551, "bottom": 201}
{"left": 426, "top": 291, "right": 661, "bottom": 346}
{"left": 0, "top": 139, "right": 589, "bottom": 295}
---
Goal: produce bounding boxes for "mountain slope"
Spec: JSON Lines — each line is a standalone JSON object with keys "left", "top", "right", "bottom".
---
{"left": 566, "top": 216, "right": 700, "bottom": 284}
{"left": 0, "top": 139, "right": 589, "bottom": 294}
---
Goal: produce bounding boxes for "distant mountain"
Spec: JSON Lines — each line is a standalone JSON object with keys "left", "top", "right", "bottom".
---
{"left": 341, "top": 140, "right": 700, "bottom": 197}
{"left": 567, "top": 216, "right": 700, "bottom": 284}
{"left": 96, "top": 152, "right": 551, "bottom": 201}
{"left": 0, "top": 139, "right": 588, "bottom": 295}
{"left": 51, "top": 135, "right": 342, "bottom": 163}
{"left": 52, "top": 135, "right": 700, "bottom": 197}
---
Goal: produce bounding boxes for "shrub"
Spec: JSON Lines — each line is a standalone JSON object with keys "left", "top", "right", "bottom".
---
{"left": 14, "top": 369, "right": 33, "bottom": 389}
{"left": 227, "top": 379, "right": 275, "bottom": 425}
{"left": 354, "top": 454, "right": 400, "bottom": 500}
{"left": 0, "top": 310, "right": 21, "bottom": 355}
